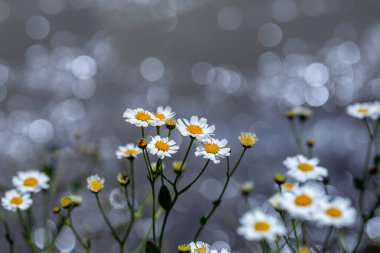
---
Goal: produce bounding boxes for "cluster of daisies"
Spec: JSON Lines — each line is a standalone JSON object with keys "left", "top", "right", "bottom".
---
{"left": 1, "top": 170, "right": 49, "bottom": 212}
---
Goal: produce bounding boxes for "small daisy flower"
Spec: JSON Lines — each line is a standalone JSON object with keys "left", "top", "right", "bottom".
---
{"left": 12, "top": 170, "right": 50, "bottom": 193}
{"left": 177, "top": 116, "right": 215, "bottom": 140}
{"left": 315, "top": 197, "right": 356, "bottom": 228}
{"left": 281, "top": 182, "right": 298, "bottom": 192}
{"left": 280, "top": 185, "right": 325, "bottom": 220}
{"left": 238, "top": 132, "right": 258, "bottom": 148}
{"left": 284, "top": 155, "right": 328, "bottom": 183}
{"left": 152, "top": 106, "right": 176, "bottom": 126}
{"left": 237, "top": 210, "right": 286, "bottom": 242}
{"left": 346, "top": 102, "right": 377, "bottom": 119}
{"left": 123, "top": 108, "right": 155, "bottom": 127}
{"left": 189, "top": 241, "right": 210, "bottom": 253}
{"left": 87, "top": 174, "right": 105, "bottom": 193}
{"left": 147, "top": 136, "right": 179, "bottom": 159}
{"left": 116, "top": 144, "right": 141, "bottom": 159}
{"left": 1, "top": 189, "right": 33, "bottom": 212}
{"left": 195, "top": 138, "right": 230, "bottom": 164}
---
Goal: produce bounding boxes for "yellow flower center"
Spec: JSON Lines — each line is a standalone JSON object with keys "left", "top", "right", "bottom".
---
{"left": 124, "top": 149, "right": 138, "bottom": 156}
{"left": 135, "top": 111, "right": 151, "bottom": 121}
{"left": 283, "top": 182, "right": 294, "bottom": 190}
{"left": 89, "top": 180, "right": 103, "bottom": 192}
{"left": 357, "top": 107, "right": 369, "bottom": 114}
{"left": 294, "top": 194, "right": 313, "bottom": 206}
{"left": 186, "top": 124, "right": 203, "bottom": 135}
{"left": 194, "top": 248, "right": 206, "bottom": 253}
{"left": 254, "top": 221, "right": 271, "bottom": 232}
{"left": 204, "top": 143, "right": 219, "bottom": 154}
{"left": 297, "top": 163, "right": 314, "bottom": 172}
{"left": 154, "top": 113, "right": 165, "bottom": 120}
{"left": 240, "top": 136, "right": 255, "bottom": 146}
{"left": 61, "top": 197, "right": 72, "bottom": 208}
{"left": 155, "top": 140, "right": 169, "bottom": 151}
{"left": 10, "top": 196, "right": 23, "bottom": 205}
{"left": 24, "top": 177, "right": 39, "bottom": 187}
{"left": 326, "top": 207, "right": 342, "bottom": 218}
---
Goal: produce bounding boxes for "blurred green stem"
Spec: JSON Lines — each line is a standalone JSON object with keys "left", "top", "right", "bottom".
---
{"left": 67, "top": 209, "right": 91, "bottom": 253}
{"left": 17, "top": 209, "right": 37, "bottom": 253}
{"left": 291, "top": 219, "right": 300, "bottom": 250}
{"left": 0, "top": 212, "right": 14, "bottom": 253}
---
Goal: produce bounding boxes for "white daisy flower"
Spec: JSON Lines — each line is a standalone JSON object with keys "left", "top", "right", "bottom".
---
{"left": 12, "top": 170, "right": 50, "bottom": 193}
{"left": 177, "top": 116, "right": 215, "bottom": 140}
{"left": 281, "top": 182, "right": 299, "bottom": 192}
{"left": 315, "top": 197, "right": 356, "bottom": 228}
{"left": 346, "top": 102, "right": 377, "bottom": 119}
{"left": 123, "top": 108, "right": 155, "bottom": 127}
{"left": 195, "top": 138, "right": 230, "bottom": 164}
{"left": 147, "top": 136, "right": 179, "bottom": 159}
{"left": 237, "top": 210, "right": 286, "bottom": 242}
{"left": 283, "top": 155, "right": 328, "bottom": 183}
{"left": 152, "top": 106, "right": 176, "bottom": 126}
{"left": 189, "top": 241, "right": 210, "bottom": 253}
{"left": 87, "top": 174, "right": 105, "bottom": 193}
{"left": 238, "top": 132, "right": 258, "bottom": 148}
{"left": 1, "top": 189, "right": 33, "bottom": 212}
{"left": 116, "top": 144, "right": 141, "bottom": 159}
{"left": 280, "top": 185, "right": 325, "bottom": 220}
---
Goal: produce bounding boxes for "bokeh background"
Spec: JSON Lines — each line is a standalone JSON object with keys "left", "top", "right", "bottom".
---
{"left": 1, "top": 0, "right": 380, "bottom": 252}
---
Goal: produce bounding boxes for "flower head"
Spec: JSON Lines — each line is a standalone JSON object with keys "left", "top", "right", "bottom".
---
{"left": 178, "top": 244, "right": 191, "bottom": 253}
{"left": 238, "top": 132, "right": 258, "bottom": 148}
{"left": 123, "top": 108, "right": 155, "bottom": 127}
{"left": 87, "top": 174, "right": 105, "bottom": 193}
{"left": 1, "top": 189, "right": 32, "bottom": 212}
{"left": 172, "top": 161, "right": 186, "bottom": 173}
{"left": 12, "top": 170, "right": 49, "bottom": 193}
{"left": 116, "top": 144, "right": 141, "bottom": 159}
{"left": 287, "top": 107, "right": 312, "bottom": 120}
{"left": 347, "top": 102, "right": 379, "bottom": 120}
{"left": 240, "top": 181, "right": 254, "bottom": 197}
{"left": 147, "top": 136, "right": 179, "bottom": 159}
{"left": 177, "top": 116, "right": 215, "bottom": 140}
{"left": 189, "top": 241, "right": 210, "bottom": 253}
{"left": 280, "top": 185, "right": 325, "bottom": 220}
{"left": 117, "top": 174, "right": 130, "bottom": 186}
{"left": 281, "top": 182, "right": 298, "bottom": 192}
{"left": 315, "top": 197, "right": 356, "bottom": 228}
{"left": 195, "top": 138, "right": 230, "bottom": 164}
{"left": 237, "top": 210, "right": 286, "bottom": 242}
{"left": 60, "top": 196, "right": 73, "bottom": 209}
{"left": 284, "top": 155, "right": 328, "bottom": 183}
{"left": 152, "top": 106, "right": 176, "bottom": 126}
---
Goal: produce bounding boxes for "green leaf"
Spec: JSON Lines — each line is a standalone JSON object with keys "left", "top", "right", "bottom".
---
{"left": 145, "top": 241, "right": 160, "bottom": 253}
{"left": 158, "top": 185, "right": 172, "bottom": 210}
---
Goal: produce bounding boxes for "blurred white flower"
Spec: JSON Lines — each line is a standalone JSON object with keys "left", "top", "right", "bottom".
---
{"left": 284, "top": 155, "right": 328, "bottom": 182}
{"left": 346, "top": 102, "right": 379, "bottom": 120}
{"left": 12, "top": 170, "right": 49, "bottom": 193}
{"left": 116, "top": 143, "right": 141, "bottom": 159}
{"left": 1, "top": 189, "right": 33, "bottom": 212}
{"left": 315, "top": 197, "right": 356, "bottom": 228}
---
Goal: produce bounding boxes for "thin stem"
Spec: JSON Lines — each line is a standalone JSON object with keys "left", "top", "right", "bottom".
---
{"left": 291, "top": 219, "right": 300, "bottom": 250}
{"left": 179, "top": 160, "right": 210, "bottom": 194}
{"left": 290, "top": 120, "right": 305, "bottom": 155}
{"left": 17, "top": 210, "right": 37, "bottom": 253}
{"left": 130, "top": 159, "right": 135, "bottom": 210}
{"left": 301, "top": 221, "right": 307, "bottom": 245}
{"left": 0, "top": 214, "right": 14, "bottom": 253}
{"left": 193, "top": 149, "right": 247, "bottom": 241}
{"left": 156, "top": 126, "right": 160, "bottom": 135}
{"left": 141, "top": 127, "right": 145, "bottom": 138}
{"left": 337, "top": 229, "right": 347, "bottom": 253}
{"left": 95, "top": 193, "right": 121, "bottom": 243}
{"left": 321, "top": 226, "right": 333, "bottom": 252}
{"left": 67, "top": 209, "right": 90, "bottom": 252}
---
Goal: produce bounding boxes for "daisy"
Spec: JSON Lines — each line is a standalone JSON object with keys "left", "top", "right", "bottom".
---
{"left": 87, "top": 174, "right": 105, "bottom": 193}
{"left": 123, "top": 108, "right": 155, "bottom": 127}
{"left": 1, "top": 189, "right": 33, "bottom": 212}
{"left": 12, "top": 170, "right": 50, "bottom": 193}
{"left": 238, "top": 132, "right": 258, "bottom": 148}
{"left": 237, "top": 210, "right": 286, "bottom": 242}
{"left": 152, "top": 106, "right": 176, "bottom": 126}
{"left": 283, "top": 155, "right": 328, "bottom": 182}
{"left": 189, "top": 241, "right": 210, "bottom": 253}
{"left": 147, "top": 136, "right": 179, "bottom": 159}
{"left": 281, "top": 182, "right": 298, "bottom": 192}
{"left": 346, "top": 102, "right": 377, "bottom": 119}
{"left": 177, "top": 116, "right": 215, "bottom": 140}
{"left": 315, "top": 197, "right": 356, "bottom": 228}
{"left": 280, "top": 185, "right": 325, "bottom": 220}
{"left": 116, "top": 144, "right": 141, "bottom": 159}
{"left": 195, "top": 138, "right": 230, "bottom": 164}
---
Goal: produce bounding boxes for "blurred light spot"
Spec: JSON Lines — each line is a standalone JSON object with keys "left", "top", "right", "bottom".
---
{"left": 303, "top": 63, "right": 329, "bottom": 86}
{"left": 258, "top": 52, "right": 282, "bottom": 75}
{"left": 191, "top": 61, "right": 215, "bottom": 85}
{"left": 109, "top": 188, "right": 127, "bottom": 209}
{"left": 211, "top": 241, "right": 231, "bottom": 251}
{"left": 335, "top": 22, "right": 357, "bottom": 41}
{"left": 215, "top": 67, "right": 241, "bottom": 94}
{"left": 51, "top": 31, "right": 76, "bottom": 48}
{"left": 366, "top": 217, "right": 380, "bottom": 240}
{"left": 305, "top": 86, "right": 329, "bottom": 106}
{"left": 55, "top": 226, "right": 76, "bottom": 252}
{"left": 282, "top": 38, "right": 308, "bottom": 55}
{"left": 0, "top": 64, "right": 9, "bottom": 86}
{"left": 300, "top": 0, "right": 326, "bottom": 16}
{"left": 337, "top": 41, "right": 360, "bottom": 64}
{"left": 72, "top": 79, "right": 96, "bottom": 99}
{"left": 271, "top": 0, "right": 297, "bottom": 23}
{"left": 39, "top": 0, "right": 65, "bottom": 15}
{"left": 28, "top": 119, "right": 54, "bottom": 143}
{"left": 71, "top": 55, "right": 97, "bottom": 80}
{"left": 284, "top": 80, "right": 306, "bottom": 105}
{"left": 200, "top": 178, "right": 222, "bottom": 200}
{"left": 26, "top": 16, "right": 51, "bottom": 40}
{"left": 62, "top": 99, "right": 85, "bottom": 121}
{"left": 0, "top": 0, "right": 10, "bottom": 23}
{"left": 146, "top": 86, "right": 169, "bottom": 106}
{"left": 258, "top": 23, "right": 283, "bottom": 47}
{"left": 140, "top": 57, "right": 164, "bottom": 82}
{"left": 25, "top": 44, "right": 49, "bottom": 69}
{"left": 9, "top": 136, "right": 31, "bottom": 162}
{"left": 217, "top": 6, "right": 242, "bottom": 31}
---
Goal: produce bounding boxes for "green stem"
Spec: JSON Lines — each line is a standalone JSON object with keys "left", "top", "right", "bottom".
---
{"left": 67, "top": 209, "right": 90, "bottom": 252}
{"left": 95, "top": 193, "right": 121, "bottom": 243}
{"left": 0, "top": 213, "right": 14, "bottom": 253}
{"left": 141, "top": 127, "right": 145, "bottom": 138}
{"left": 156, "top": 126, "right": 160, "bottom": 135}
{"left": 291, "top": 219, "right": 300, "bottom": 250}
{"left": 130, "top": 159, "right": 135, "bottom": 210}
{"left": 337, "top": 229, "right": 347, "bottom": 253}
{"left": 17, "top": 210, "right": 37, "bottom": 253}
